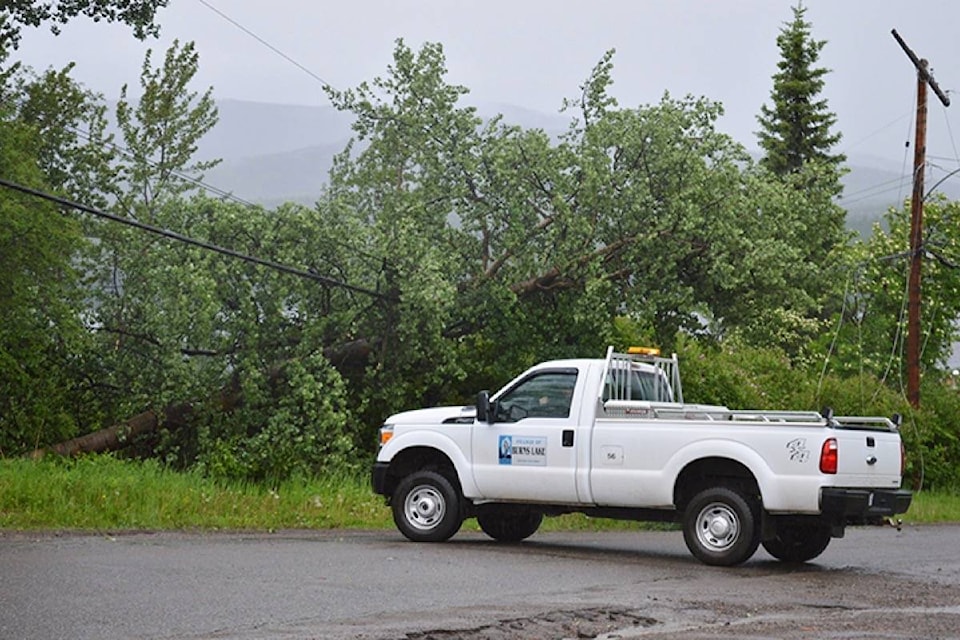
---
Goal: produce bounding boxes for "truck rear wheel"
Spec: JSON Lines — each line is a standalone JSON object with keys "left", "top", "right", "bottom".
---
{"left": 477, "top": 506, "right": 543, "bottom": 542}
{"left": 762, "top": 524, "right": 832, "bottom": 563}
{"left": 682, "top": 486, "right": 760, "bottom": 566}
{"left": 392, "top": 470, "right": 463, "bottom": 542}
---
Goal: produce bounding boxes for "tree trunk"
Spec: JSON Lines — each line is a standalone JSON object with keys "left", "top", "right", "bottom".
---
{"left": 29, "top": 403, "right": 194, "bottom": 459}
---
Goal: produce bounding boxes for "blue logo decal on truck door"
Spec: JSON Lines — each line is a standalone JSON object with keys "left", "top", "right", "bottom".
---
{"left": 499, "top": 435, "right": 512, "bottom": 464}
{"left": 499, "top": 435, "right": 547, "bottom": 466}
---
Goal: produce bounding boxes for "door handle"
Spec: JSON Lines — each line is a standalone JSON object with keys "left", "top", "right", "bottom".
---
{"left": 562, "top": 430, "right": 574, "bottom": 447}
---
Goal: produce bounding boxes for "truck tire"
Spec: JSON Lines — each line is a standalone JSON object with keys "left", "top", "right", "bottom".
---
{"left": 682, "top": 486, "right": 761, "bottom": 566}
{"left": 392, "top": 470, "right": 463, "bottom": 543}
{"left": 477, "top": 506, "right": 543, "bottom": 542}
{"left": 762, "top": 524, "right": 832, "bottom": 563}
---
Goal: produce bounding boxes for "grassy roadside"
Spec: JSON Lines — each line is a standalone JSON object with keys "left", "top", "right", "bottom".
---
{"left": 1, "top": 455, "right": 957, "bottom": 532}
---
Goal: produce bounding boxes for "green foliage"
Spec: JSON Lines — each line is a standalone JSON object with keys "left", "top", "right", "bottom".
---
{"left": 757, "top": 3, "right": 845, "bottom": 183}
{"left": 0, "top": 79, "right": 91, "bottom": 455}
{"left": 0, "top": 42, "right": 362, "bottom": 485}
{"left": 114, "top": 39, "right": 219, "bottom": 213}
{"left": 820, "top": 197, "right": 960, "bottom": 378}
{"left": 0, "top": 455, "right": 390, "bottom": 530}
{"left": 83, "top": 41, "right": 226, "bottom": 420}
{"left": 192, "top": 353, "right": 357, "bottom": 483}
{"left": 679, "top": 340, "right": 811, "bottom": 410}
{"left": 901, "top": 378, "right": 960, "bottom": 491}
{"left": 1, "top": 455, "right": 957, "bottom": 531}
{"left": 0, "top": 0, "right": 169, "bottom": 51}
{"left": 15, "top": 63, "right": 117, "bottom": 205}
{"left": 79, "top": 193, "right": 363, "bottom": 479}
{"left": 751, "top": 4, "right": 850, "bottom": 353}
{"left": 319, "top": 39, "right": 847, "bottom": 418}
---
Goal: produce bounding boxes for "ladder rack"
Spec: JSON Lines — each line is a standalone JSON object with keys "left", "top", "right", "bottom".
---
{"left": 602, "top": 347, "right": 684, "bottom": 404}
{"left": 602, "top": 400, "right": 826, "bottom": 423}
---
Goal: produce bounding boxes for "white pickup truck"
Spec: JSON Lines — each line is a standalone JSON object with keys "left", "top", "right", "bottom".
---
{"left": 371, "top": 347, "right": 911, "bottom": 566}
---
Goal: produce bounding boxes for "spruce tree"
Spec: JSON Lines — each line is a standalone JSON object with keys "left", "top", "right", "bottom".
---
{"left": 757, "top": 3, "right": 845, "bottom": 187}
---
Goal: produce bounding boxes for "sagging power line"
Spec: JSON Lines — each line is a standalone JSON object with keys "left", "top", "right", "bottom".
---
{"left": 0, "top": 177, "right": 394, "bottom": 301}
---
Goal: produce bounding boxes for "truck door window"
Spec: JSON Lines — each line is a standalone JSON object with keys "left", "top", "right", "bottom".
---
{"left": 497, "top": 371, "right": 578, "bottom": 421}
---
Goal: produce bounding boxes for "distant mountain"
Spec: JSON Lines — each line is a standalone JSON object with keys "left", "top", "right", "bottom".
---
{"left": 205, "top": 141, "right": 344, "bottom": 206}
{"left": 840, "top": 159, "right": 960, "bottom": 238}
{"left": 199, "top": 99, "right": 354, "bottom": 160}
{"left": 196, "top": 100, "right": 960, "bottom": 236}
{"left": 199, "top": 99, "right": 571, "bottom": 205}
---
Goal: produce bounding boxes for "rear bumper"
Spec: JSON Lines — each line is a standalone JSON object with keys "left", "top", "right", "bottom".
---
{"left": 820, "top": 487, "right": 912, "bottom": 524}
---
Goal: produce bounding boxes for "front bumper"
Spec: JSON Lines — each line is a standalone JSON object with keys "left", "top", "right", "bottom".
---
{"left": 821, "top": 487, "right": 913, "bottom": 524}
{"left": 371, "top": 462, "right": 391, "bottom": 497}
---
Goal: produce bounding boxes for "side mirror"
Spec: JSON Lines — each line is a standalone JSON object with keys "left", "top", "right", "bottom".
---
{"left": 476, "top": 390, "right": 492, "bottom": 423}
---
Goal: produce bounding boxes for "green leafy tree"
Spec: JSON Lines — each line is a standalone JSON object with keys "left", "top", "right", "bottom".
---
{"left": 0, "top": 56, "right": 119, "bottom": 453}
{"left": 113, "top": 40, "right": 219, "bottom": 216}
{"left": 0, "top": 101, "right": 87, "bottom": 454}
{"left": 756, "top": 3, "right": 845, "bottom": 183}
{"left": 14, "top": 62, "right": 118, "bottom": 207}
{"left": 315, "top": 40, "right": 844, "bottom": 427}
{"left": 58, "top": 40, "right": 361, "bottom": 477}
{"left": 819, "top": 196, "right": 960, "bottom": 380}
{"left": 78, "top": 41, "right": 220, "bottom": 419}
{"left": 2, "top": 35, "right": 360, "bottom": 475}
{"left": 0, "top": 0, "right": 168, "bottom": 51}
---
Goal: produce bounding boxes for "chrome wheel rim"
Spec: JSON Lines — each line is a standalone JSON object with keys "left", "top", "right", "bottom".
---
{"left": 695, "top": 502, "right": 740, "bottom": 552}
{"left": 404, "top": 484, "right": 445, "bottom": 531}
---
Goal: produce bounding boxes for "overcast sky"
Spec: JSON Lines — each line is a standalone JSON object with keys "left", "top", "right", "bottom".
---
{"left": 13, "top": 0, "right": 960, "bottom": 167}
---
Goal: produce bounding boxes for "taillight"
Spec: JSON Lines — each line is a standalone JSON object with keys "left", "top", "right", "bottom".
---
{"left": 900, "top": 441, "right": 906, "bottom": 475}
{"left": 820, "top": 438, "right": 838, "bottom": 474}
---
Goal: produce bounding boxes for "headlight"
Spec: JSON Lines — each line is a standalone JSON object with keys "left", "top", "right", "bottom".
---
{"left": 379, "top": 424, "right": 394, "bottom": 447}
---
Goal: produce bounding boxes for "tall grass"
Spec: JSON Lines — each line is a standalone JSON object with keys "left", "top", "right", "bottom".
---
{"left": 1, "top": 455, "right": 957, "bottom": 531}
{"left": 905, "top": 489, "right": 960, "bottom": 523}
{"left": 0, "top": 455, "right": 391, "bottom": 531}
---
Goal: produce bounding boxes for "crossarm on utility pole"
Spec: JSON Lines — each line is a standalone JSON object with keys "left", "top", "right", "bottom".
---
{"left": 892, "top": 29, "right": 950, "bottom": 107}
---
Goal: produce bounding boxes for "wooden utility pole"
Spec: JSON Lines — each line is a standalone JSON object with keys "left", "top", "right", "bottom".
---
{"left": 891, "top": 29, "right": 950, "bottom": 408}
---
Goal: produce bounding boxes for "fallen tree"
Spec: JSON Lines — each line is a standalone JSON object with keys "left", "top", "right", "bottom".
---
{"left": 29, "top": 403, "right": 194, "bottom": 459}
{"left": 27, "top": 341, "right": 374, "bottom": 460}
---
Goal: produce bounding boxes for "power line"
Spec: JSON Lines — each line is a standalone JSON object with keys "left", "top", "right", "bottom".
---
{"left": 64, "top": 122, "right": 386, "bottom": 267}
{"left": 840, "top": 177, "right": 913, "bottom": 208}
{"left": 195, "top": 0, "right": 335, "bottom": 94}
{"left": 66, "top": 123, "right": 260, "bottom": 208}
{"left": 841, "top": 174, "right": 912, "bottom": 200}
{"left": 838, "top": 110, "right": 912, "bottom": 156}
{"left": 0, "top": 177, "right": 393, "bottom": 301}
{"left": 940, "top": 98, "right": 960, "bottom": 167}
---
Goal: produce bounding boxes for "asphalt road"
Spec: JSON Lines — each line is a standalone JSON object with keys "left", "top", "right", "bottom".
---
{"left": 1, "top": 524, "right": 959, "bottom": 640}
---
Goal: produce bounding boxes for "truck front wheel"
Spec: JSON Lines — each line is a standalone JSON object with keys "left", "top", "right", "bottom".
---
{"left": 682, "top": 486, "right": 761, "bottom": 566}
{"left": 392, "top": 470, "right": 463, "bottom": 542}
{"left": 477, "top": 506, "right": 543, "bottom": 542}
{"left": 762, "top": 524, "right": 832, "bottom": 563}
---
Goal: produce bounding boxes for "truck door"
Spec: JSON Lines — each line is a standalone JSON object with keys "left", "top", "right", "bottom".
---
{"left": 471, "top": 368, "right": 581, "bottom": 503}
